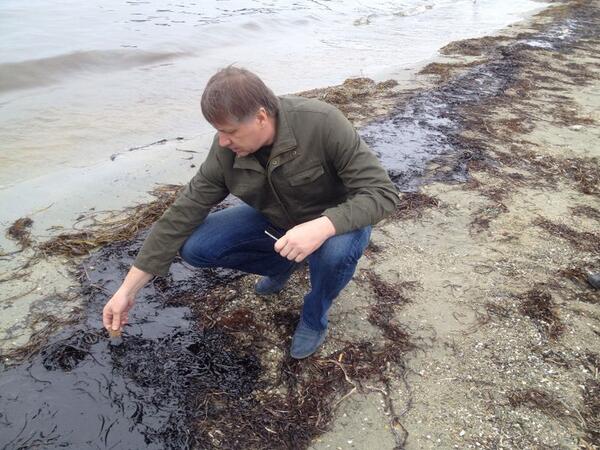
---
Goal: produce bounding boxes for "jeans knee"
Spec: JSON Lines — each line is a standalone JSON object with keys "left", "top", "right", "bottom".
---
{"left": 317, "top": 227, "right": 370, "bottom": 272}
{"left": 179, "top": 237, "right": 214, "bottom": 267}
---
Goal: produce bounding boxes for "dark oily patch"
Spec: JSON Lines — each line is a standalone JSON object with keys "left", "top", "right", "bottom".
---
{"left": 360, "top": 0, "right": 600, "bottom": 194}
{"left": 0, "top": 226, "right": 415, "bottom": 449}
{"left": 0, "top": 236, "right": 248, "bottom": 449}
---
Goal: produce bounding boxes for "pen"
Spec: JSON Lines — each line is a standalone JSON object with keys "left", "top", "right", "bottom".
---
{"left": 264, "top": 230, "right": 278, "bottom": 241}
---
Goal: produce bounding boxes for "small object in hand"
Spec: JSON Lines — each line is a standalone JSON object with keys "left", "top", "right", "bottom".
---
{"left": 587, "top": 272, "right": 600, "bottom": 289}
{"left": 108, "top": 328, "right": 123, "bottom": 346}
{"left": 265, "top": 225, "right": 284, "bottom": 241}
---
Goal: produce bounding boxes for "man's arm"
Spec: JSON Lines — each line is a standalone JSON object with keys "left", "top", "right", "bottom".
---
{"left": 133, "top": 140, "right": 229, "bottom": 277}
{"left": 102, "top": 140, "right": 229, "bottom": 331}
{"left": 274, "top": 106, "right": 398, "bottom": 262}
{"left": 321, "top": 107, "right": 399, "bottom": 234}
{"left": 102, "top": 266, "right": 153, "bottom": 332}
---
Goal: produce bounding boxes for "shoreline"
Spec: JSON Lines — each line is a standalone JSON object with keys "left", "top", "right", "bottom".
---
{"left": 0, "top": 0, "right": 554, "bottom": 354}
{"left": 1, "top": 0, "right": 599, "bottom": 448}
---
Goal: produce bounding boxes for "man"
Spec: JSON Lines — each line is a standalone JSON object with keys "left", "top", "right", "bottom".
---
{"left": 102, "top": 67, "right": 399, "bottom": 358}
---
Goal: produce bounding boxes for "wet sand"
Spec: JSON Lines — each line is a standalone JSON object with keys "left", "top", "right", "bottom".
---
{"left": 1, "top": 0, "right": 599, "bottom": 448}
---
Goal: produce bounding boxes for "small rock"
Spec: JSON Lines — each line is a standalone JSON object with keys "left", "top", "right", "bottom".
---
{"left": 586, "top": 272, "right": 600, "bottom": 289}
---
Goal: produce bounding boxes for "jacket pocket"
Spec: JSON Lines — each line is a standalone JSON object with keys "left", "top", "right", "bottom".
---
{"left": 288, "top": 164, "right": 325, "bottom": 186}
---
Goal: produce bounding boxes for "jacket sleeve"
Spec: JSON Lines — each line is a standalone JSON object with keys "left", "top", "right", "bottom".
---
{"left": 133, "top": 140, "right": 229, "bottom": 276}
{"left": 321, "top": 107, "right": 400, "bottom": 234}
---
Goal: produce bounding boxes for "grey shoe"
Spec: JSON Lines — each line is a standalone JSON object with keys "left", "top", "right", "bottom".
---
{"left": 255, "top": 264, "right": 298, "bottom": 295}
{"left": 290, "top": 319, "right": 327, "bottom": 359}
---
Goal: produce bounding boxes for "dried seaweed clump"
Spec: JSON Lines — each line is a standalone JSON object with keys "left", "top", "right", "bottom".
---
{"left": 419, "top": 60, "right": 487, "bottom": 82}
{"left": 581, "top": 379, "right": 600, "bottom": 446}
{"left": 38, "top": 184, "right": 181, "bottom": 258}
{"left": 507, "top": 388, "right": 567, "bottom": 419}
{"left": 518, "top": 289, "right": 564, "bottom": 340}
{"left": 555, "top": 265, "right": 600, "bottom": 304}
{"left": 7, "top": 217, "right": 33, "bottom": 250}
{"left": 392, "top": 192, "right": 441, "bottom": 220}
{"left": 570, "top": 205, "right": 600, "bottom": 221}
{"left": 297, "top": 77, "right": 400, "bottom": 123}
{"left": 533, "top": 217, "right": 600, "bottom": 254}
{"left": 494, "top": 147, "right": 600, "bottom": 197}
{"left": 439, "top": 35, "right": 508, "bottom": 57}
{"left": 360, "top": 269, "right": 414, "bottom": 346}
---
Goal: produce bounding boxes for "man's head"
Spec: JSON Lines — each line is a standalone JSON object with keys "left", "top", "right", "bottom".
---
{"left": 201, "top": 66, "right": 278, "bottom": 157}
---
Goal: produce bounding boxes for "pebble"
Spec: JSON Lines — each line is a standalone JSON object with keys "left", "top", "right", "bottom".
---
{"left": 586, "top": 272, "right": 600, "bottom": 289}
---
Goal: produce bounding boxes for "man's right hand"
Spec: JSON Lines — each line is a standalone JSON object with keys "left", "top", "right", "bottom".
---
{"left": 103, "top": 289, "right": 136, "bottom": 332}
{"left": 102, "top": 266, "right": 153, "bottom": 332}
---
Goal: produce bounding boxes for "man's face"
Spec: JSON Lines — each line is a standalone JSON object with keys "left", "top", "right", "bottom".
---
{"left": 214, "top": 114, "right": 266, "bottom": 158}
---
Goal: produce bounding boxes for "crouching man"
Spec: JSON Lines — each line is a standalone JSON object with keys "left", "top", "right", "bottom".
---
{"left": 102, "top": 67, "right": 399, "bottom": 358}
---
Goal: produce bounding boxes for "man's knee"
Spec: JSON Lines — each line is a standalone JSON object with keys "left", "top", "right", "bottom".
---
{"left": 316, "top": 227, "right": 371, "bottom": 270}
{"left": 179, "top": 235, "right": 216, "bottom": 267}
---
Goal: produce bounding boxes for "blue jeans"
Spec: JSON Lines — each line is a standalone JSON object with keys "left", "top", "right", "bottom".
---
{"left": 179, "top": 204, "right": 371, "bottom": 331}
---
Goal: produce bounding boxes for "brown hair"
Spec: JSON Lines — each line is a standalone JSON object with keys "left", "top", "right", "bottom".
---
{"left": 201, "top": 66, "right": 279, "bottom": 124}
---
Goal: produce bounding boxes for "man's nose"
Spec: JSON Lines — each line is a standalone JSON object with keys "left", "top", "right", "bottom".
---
{"left": 218, "top": 133, "right": 231, "bottom": 147}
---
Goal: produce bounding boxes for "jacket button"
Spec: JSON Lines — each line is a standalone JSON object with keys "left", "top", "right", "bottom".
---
{"left": 272, "top": 159, "right": 279, "bottom": 166}
{"left": 292, "top": 151, "right": 297, "bottom": 156}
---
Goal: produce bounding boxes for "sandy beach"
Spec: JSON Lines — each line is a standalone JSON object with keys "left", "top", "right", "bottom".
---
{"left": 1, "top": 0, "right": 599, "bottom": 448}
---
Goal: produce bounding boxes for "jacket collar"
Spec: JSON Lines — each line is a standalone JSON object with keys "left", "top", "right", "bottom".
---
{"left": 269, "top": 97, "right": 297, "bottom": 158}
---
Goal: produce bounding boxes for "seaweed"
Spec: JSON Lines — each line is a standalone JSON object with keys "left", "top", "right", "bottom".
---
{"left": 392, "top": 192, "right": 441, "bottom": 220}
{"left": 419, "top": 60, "right": 488, "bottom": 82}
{"left": 439, "top": 35, "right": 510, "bottom": 57}
{"left": 364, "top": 240, "right": 385, "bottom": 259}
{"left": 571, "top": 205, "right": 600, "bottom": 221}
{"left": 6, "top": 217, "right": 33, "bottom": 251}
{"left": 507, "top": 388, "right": 568, "bottom": 419}
{"left": 518, "top": 289, "right": 564, "bottom": 340}
{"left": 37, "top": 184, "right": 182, "bottom": 257}
{"left": 581, "top": 379, "right": 600, "bottom": 446}
{"left": 298, "top": 77, "right": 402, "bottom": 125}
{"left": 533, "top": 217, "right": 600, "bottom": 254}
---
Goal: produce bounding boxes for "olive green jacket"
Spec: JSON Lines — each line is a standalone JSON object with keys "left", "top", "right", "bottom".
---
{"left": 134, "top": 95, "right": 399, "bottom": 276}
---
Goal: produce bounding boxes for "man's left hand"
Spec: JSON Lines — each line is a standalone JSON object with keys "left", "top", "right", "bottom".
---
{"left": 275, "top": 216, "right": 336, "bottom": 262}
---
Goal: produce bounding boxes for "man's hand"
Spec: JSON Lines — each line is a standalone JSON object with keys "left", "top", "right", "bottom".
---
{"left": 102, "top": 289, "right": 136, "bottom": 332}
{"left": 275, "top": 216, "right": 336, "bottom": 262}
{"left": 102, "top": 266, "right": 153, "bottom": 332}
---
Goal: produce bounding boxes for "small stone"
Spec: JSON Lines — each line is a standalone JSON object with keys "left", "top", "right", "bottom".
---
{"left": 586, "top": 272, "right": 600, "bottom": 289}
{"left": 460, "top": 430, "right": 466, "bottom": 437}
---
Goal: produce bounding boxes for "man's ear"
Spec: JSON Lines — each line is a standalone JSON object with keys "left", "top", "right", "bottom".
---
{"left": 256, "top": 107, "right": 269, "bottom": 126}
